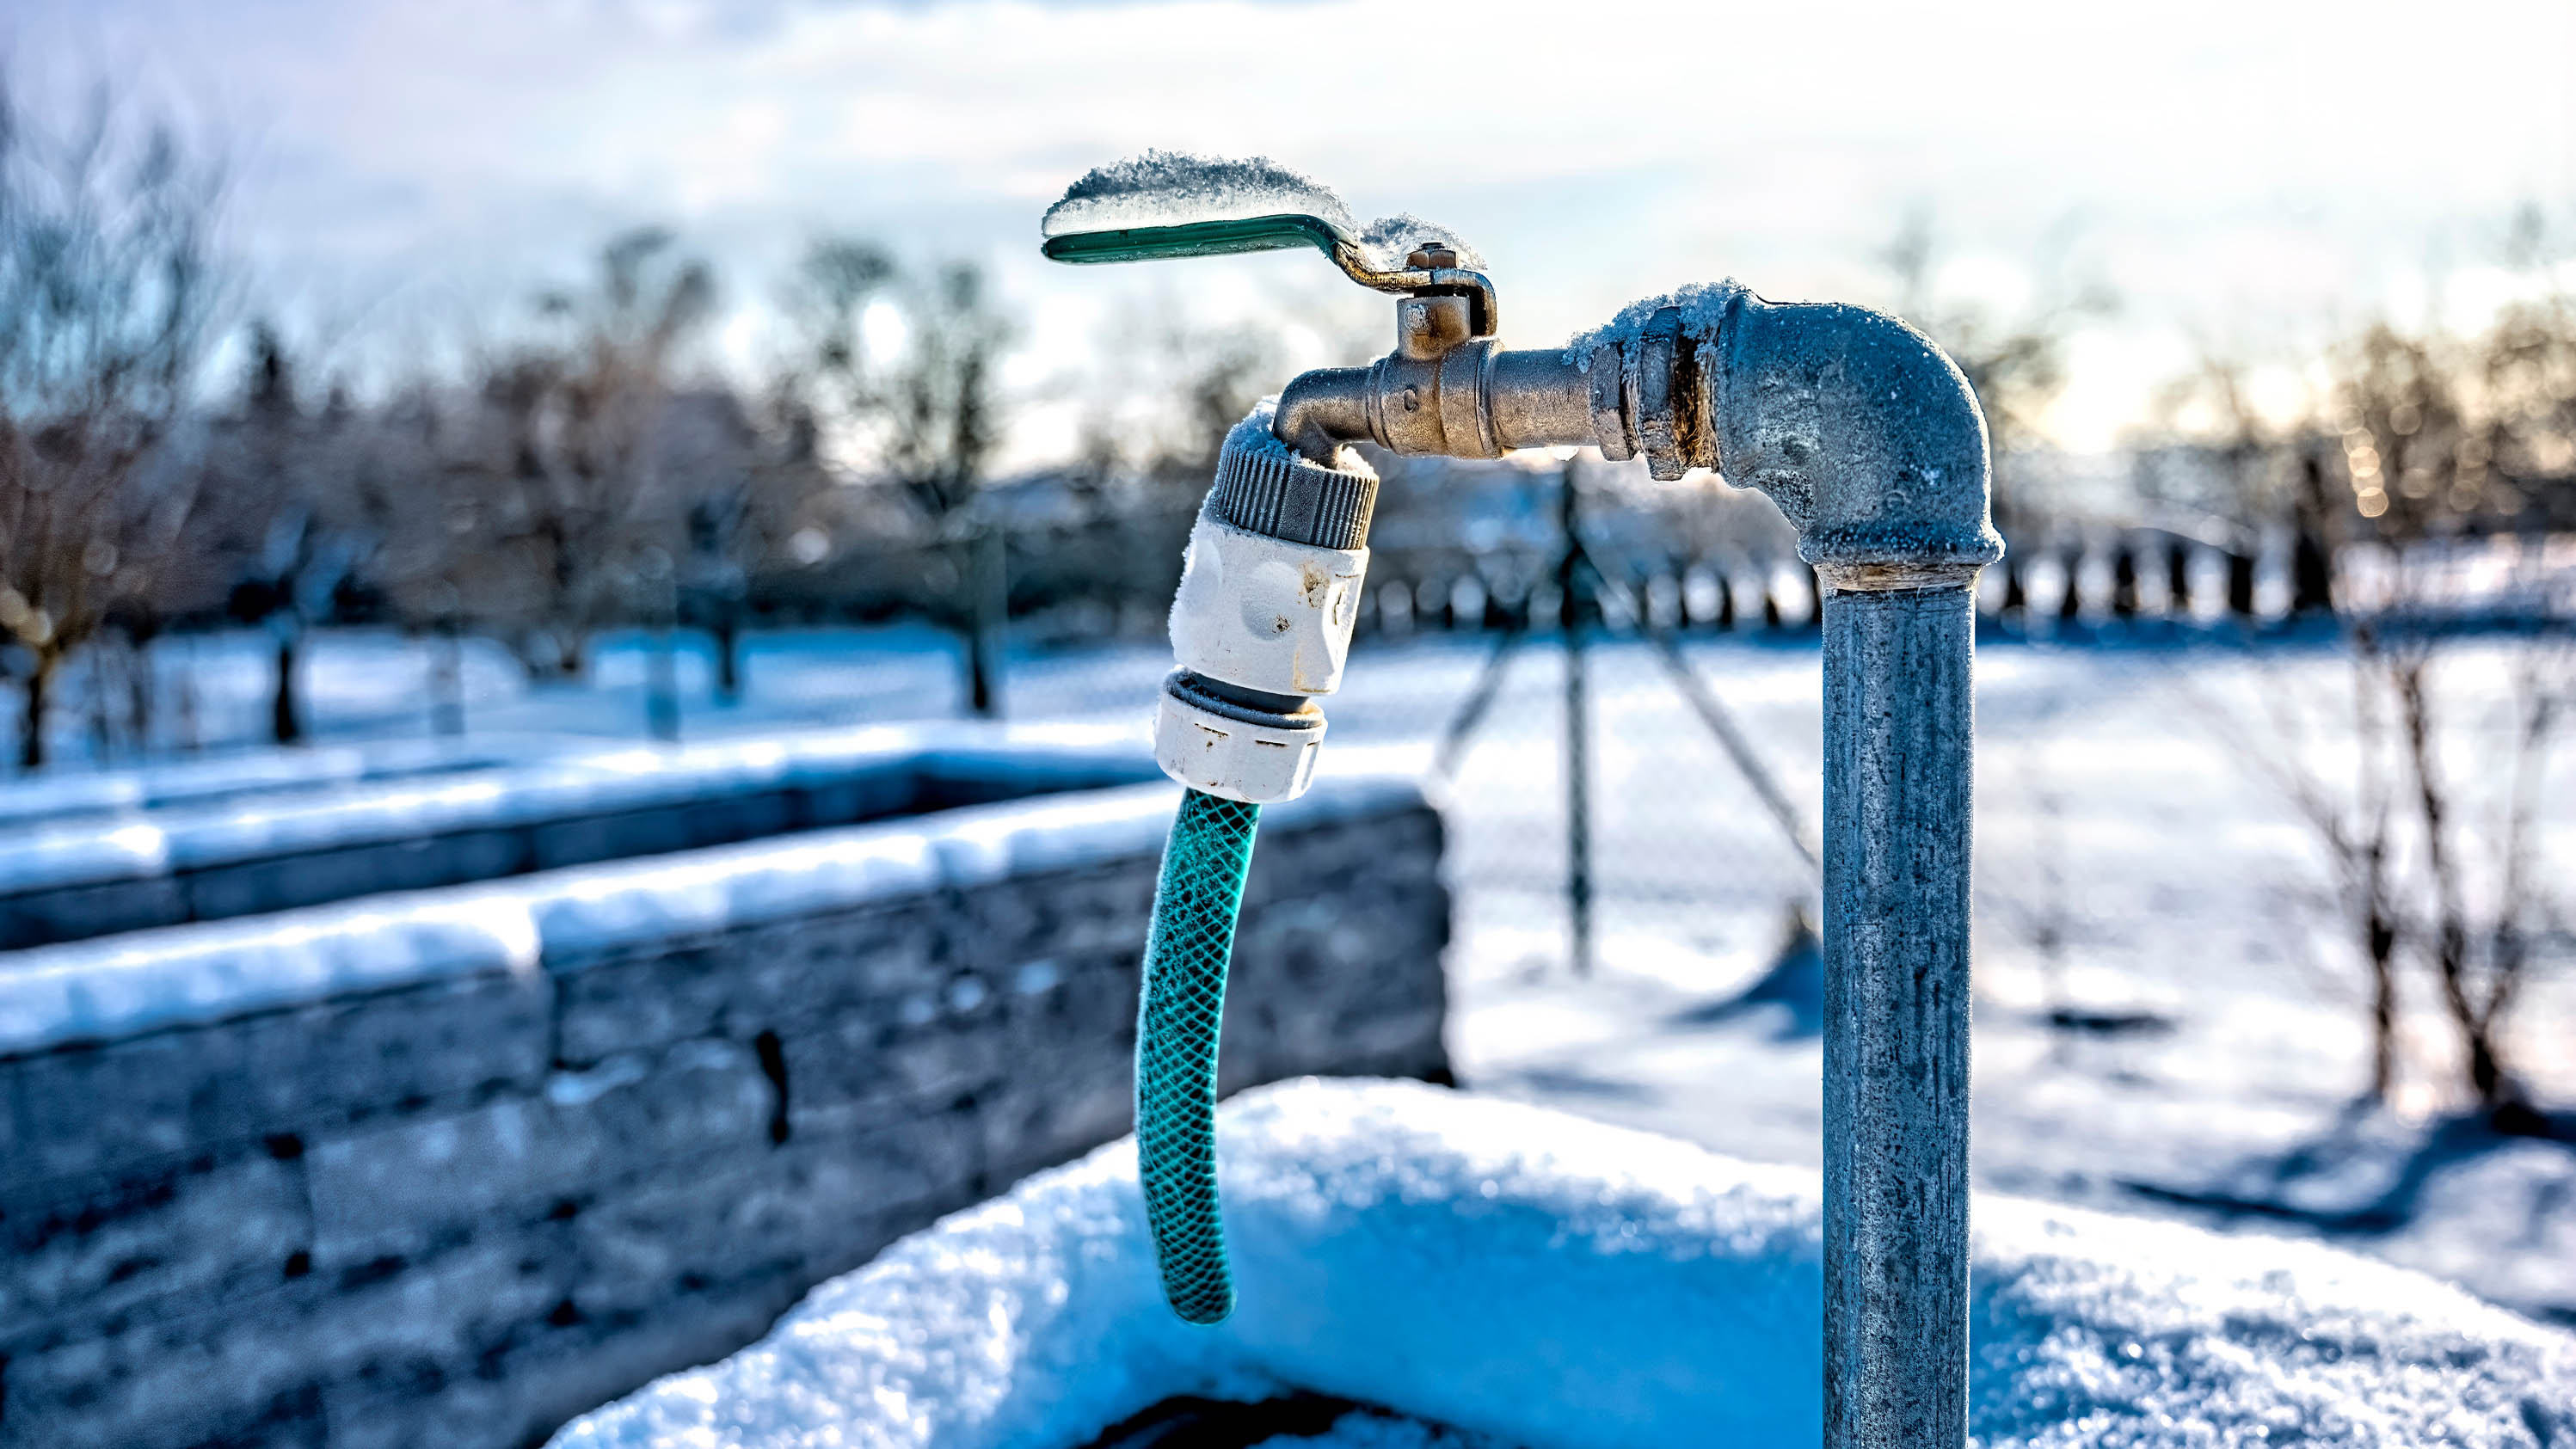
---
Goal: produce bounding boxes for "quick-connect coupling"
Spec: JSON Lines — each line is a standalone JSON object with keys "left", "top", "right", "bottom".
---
{"left": 1155, "top": 404, "right": 1376, "bottom": 803}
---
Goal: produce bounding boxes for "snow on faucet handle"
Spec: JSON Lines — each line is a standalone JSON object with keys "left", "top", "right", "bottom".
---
{"left": 1040, "top": 150, "right": 1360, "bottom": 265}
{"left": 1040, "top": 150, "right": 1486, "bottom": 286}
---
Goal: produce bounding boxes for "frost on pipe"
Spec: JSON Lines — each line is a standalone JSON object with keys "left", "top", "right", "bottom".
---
{"left": 1563, "top": 279, "right": 1747, "bottom": 367}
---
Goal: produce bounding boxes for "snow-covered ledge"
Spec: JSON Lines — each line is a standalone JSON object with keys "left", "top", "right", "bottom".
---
{"left": 556, "top": 1079, "right": 2576, "bottom": 1449}
{"left": 0, "top": 721, "right": 1163, "bottom": 950}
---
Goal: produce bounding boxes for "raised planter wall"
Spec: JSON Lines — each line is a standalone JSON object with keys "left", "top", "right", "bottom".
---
{"left": 0, "top": 771, "right": 1450, "bottom": 1449}
{"left": 0, "top": 725, "right": 1161, "bottom": 951}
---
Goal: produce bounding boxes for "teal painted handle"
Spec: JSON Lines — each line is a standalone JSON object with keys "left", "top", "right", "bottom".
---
{"left": 1134, "top": 788, "right": 1261, "bottom": 1324}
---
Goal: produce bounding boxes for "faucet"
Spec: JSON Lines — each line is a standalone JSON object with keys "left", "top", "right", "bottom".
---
{"left": 1044, "top": 154, "right": 1999, "bottom": 1449}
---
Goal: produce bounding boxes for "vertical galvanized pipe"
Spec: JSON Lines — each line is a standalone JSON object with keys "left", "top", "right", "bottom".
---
{"left": 1820, "top": 576, "right": 1977, "bottom": 1449}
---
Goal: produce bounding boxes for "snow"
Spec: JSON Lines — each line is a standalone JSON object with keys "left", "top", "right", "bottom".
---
{"left": 0, "top": 721, "right": 1158, "bottom": 896}
{"left": 0, "top": 771, "right": 1420, "bottom": 1056}
{"left": 1038, "top": 152, "right": 1485, "bottom": 274}
{"left": 0, "top": 893, "right": 544, "bottom": 1054}
{"left": 0, "top": 734, "right": 554, "bottom": 831}
{"left": 1042, "top": 150, "right": 1355, "bottom": 240}
{"left": 550, "top": 1078, "right": 2576, "bottom": 1449}
{"left": 1352, "top": 214, "right": 1486, "bottom": 273}
{"left": 1564, "top": 280, "right": 1748, "bottom": 367}
{"left": 3, "top": 621, "right": 2570, "bottom": 1328}
{"left": 1221, "top": 396, "right": 1297, "bottom": 469}
{"left": 1254, "top": 1418, "right": 1503, "bottom": 1449}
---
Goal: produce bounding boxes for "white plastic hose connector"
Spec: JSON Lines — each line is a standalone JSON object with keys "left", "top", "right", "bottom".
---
{"left": 1153, "top": 683, "right": 1324, "bottom": 803}
{"left": 1167, "top": 508, "right": 1368, "bottom": 697}
{"left": 1150, "top": 400, "right": 1378, "bottom": 805}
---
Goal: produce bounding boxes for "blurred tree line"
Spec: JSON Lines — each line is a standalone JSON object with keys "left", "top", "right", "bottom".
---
{"left": 3, "top": 78, "right": 2572, "bottom": 784}
{"left": 3, "top": 74, "right": 2571, "bottom": 1127}
{"left": 0, "top": 78, "right": 1316, "bottom": 764}
{"left": 2145, "top": 212, "right": 2576, "bottom": 1132}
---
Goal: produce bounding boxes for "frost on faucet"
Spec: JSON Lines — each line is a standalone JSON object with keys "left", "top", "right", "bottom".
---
{"left": 1042, "top": 150, "right": 1356, "bottom": 239}
{"left": 1041, "top": 151, "right": 1485, "bottom": 278}
{"left": 1352, "top": 214, "right": 1485, "bottom": 273}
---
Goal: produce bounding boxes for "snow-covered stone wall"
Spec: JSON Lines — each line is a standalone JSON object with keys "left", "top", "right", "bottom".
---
{"left": 0, "top": 772, "right": 1450, "bottom": 1449}
{"left": 0, "top": 724, "right": 1163, "bottom": 950}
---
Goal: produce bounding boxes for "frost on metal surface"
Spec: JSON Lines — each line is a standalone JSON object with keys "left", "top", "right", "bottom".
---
{"left": 1039, "top": 153, "right": 1487, "bottom": 276}
{"left": 552, "top": 1078, "right": 2576, "bottom": 1449}
{"left": 1042, "top": 150, "right": 1355, "bottom": 238}
{"left": 1352, "top": 214, "right": 1485, "bottom": 273}
{"left": 1563, "top": 280, "right": 1747, "bottom": 369}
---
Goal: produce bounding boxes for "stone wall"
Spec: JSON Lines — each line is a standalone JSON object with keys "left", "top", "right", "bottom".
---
{"left": 0, "top": 725, "right": 1159, "bottom": 950}
{"left": 0, "top": 774, "right": 1449, "bottom": 1449}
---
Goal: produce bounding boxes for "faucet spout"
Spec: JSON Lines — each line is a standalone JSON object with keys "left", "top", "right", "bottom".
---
{"left": 1269, "top": 344, "right": 1611, "bottom": 462}
{"left": 1271, "top": 366, "right": 1376, "bottom": 464}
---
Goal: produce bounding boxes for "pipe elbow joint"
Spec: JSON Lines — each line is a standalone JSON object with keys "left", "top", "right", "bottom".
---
{"left": 1713, "top": 294, "right": 2002, "bottom": 589}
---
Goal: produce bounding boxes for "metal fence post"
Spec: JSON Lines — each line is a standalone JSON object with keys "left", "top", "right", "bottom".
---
{"left": 1558, "top": 460, "right": 1595, "bottom": 978}
{"left": 967, "top": 518, "right": 1009, "bottom": 718}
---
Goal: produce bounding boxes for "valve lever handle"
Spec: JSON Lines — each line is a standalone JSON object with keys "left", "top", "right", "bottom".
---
{"left": 1040, "top": 212, "right": 1353, "bottom": 267}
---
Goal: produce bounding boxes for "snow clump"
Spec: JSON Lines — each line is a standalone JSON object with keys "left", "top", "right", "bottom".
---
{"left": 1042, "top": 150, "right": 1356, "bottom": 239}
{"left": 1042, "top": 152, "right": 1485, "bottom": 275}
{"left": 1353, "top": 214, "right": 1485, "bottom": 273}
{"left": 553, "top": 1078, "right": 2576, "bottom": 1449}
{"left": 1565, "top": 279, "right": 1748, "bottom": 369}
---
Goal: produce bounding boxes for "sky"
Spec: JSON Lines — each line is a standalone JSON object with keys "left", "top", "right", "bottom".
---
{"left": 13, "top": 0, "right": 2576, "bottom": 464}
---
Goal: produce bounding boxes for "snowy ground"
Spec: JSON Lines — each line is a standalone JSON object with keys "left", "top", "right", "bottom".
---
{"left": 7, "top": 621, "right": 2573, "bottom": 1329}
{"left": 551, "top": 1079, "right": 2576, "bottom": 1449}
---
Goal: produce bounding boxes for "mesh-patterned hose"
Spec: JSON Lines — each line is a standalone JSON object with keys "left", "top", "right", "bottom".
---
{"left": 1134, "top": 787, "right": 1262, "bottom": 1324}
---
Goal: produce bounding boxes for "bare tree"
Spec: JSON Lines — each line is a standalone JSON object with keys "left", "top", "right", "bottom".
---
{"left": 1075, "top": 302, "right": 1288, "bottom": 488}
{"left": 779, "top": 243, "right": 1017, "bottom": 714}
{"left": 1879, "top": 209, "right": 2114, "bottom": 540}
{"left": 777, "top": 237, "right": 895, "bottom": 442}
{"left": 194, "top": 322, "right": 389, "bottom": 745}
{"left": 0, "top": 77, "right": 224, "bottom": 768}
{"left": 2203, "top": 629, "right": 2412, "bottom": 1101}
{"left": 2476, "top": 211, "right": 2576, "bottom": 531}
{"left": 2178, "top": 270, "right": 2575, "bottom": 1121}
{"left": 446, "top": 227, "right": 716, "bottom": 678}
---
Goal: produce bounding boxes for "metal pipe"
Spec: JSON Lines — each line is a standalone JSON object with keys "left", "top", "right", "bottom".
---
{"left": 1272, "top": 365, "right": 1376, "bottom": 464}
{"left": 1269, "top": 285, "right": 1998, "bottom": 1449}
{"left": 1269, "top": 347, "right": 1601, "bottom": 460}
{"left": 1820, "top": 581, "right": 1976, "bottom": 1449}
{"left": 1718, "top": 293, "right": 1995, "bottom": 1449}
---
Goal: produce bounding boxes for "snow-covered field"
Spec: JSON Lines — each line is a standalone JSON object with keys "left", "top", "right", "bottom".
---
{"left": 7, "top": 622, "right": 2573, "bottom": 1332}
{"left": 551, "top": 1078, "right": 2576, "bottom": 1449}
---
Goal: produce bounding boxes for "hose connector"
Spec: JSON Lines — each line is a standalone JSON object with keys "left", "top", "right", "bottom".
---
{"left": 1155, "top": 403, "right": 1377, "bottom": 803}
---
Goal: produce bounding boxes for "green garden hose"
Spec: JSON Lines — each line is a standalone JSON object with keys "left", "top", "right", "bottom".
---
{"left": 1134, "top": 786, "right": 1262, "bottom": 1324}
